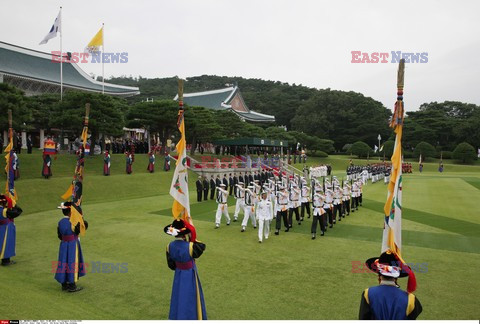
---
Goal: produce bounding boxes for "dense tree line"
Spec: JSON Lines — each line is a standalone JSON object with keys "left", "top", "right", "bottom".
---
{"left": 1, "top": 74, "right": 479, "bottom": 162}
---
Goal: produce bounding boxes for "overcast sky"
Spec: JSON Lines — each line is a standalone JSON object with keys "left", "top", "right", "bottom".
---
{"left": 1, "top": 0, "right": 479, "bottom": 111}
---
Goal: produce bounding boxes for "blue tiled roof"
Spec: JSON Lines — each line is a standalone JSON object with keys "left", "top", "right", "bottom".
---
{"left": 0, "top": 42, "right": 139, "bottom": 96}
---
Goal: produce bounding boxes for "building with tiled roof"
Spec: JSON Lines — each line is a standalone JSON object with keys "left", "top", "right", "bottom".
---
{"left": 174, "top": 86, "right": 275, "bottom": 123}
{"left": 0, "top": 41, "right": 139, "bottom": 97}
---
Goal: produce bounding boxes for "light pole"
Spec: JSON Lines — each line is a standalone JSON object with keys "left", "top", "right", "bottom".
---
{"left": 378, "top": 134, "right": 381, "bottom": 160}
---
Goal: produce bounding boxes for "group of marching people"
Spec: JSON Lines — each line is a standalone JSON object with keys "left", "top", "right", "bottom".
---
{"left": 213, "top": 168, "right": 365, "bottom": 242}
{"left": 347, "top": 164, "right": 392, "bottom": 185}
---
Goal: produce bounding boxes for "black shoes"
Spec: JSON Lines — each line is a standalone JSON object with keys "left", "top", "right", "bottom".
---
{"left": 285, "top": 228, "right": 289, "bottom": 232}
{"left": 63, "top": 283, "right": 83, "bottom": 293}
{"left": 312, "top": 234, "right": 316, "bottom": 240}
{"left": 274, "top": 230, "right": 279, "bottom": 235}
{"left": 320, "top": 232, "right": 325, "bottom": 236}
{"left": 1, "top": 259, "right": 16, "bottom": 266}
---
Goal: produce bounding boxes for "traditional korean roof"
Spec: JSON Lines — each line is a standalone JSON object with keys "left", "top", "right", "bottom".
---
{"left": 0, "top": 41, "right": 139, "bottom": 97}
{"left": 174, "top": 86, "right": 275, "bottom": 122}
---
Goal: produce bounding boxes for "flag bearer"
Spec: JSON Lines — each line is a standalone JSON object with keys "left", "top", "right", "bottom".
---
{"left": 0, "top": 195, "right": 22, "bottom": 266}
{"left": 54, "top": 202, "right": 88, "bottom": 292}
{"left": 164, "top": 219, "right": 207, "bottom": 320}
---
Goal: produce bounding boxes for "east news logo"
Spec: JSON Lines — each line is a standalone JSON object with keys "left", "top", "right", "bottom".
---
{"left": 351, "top": 51, "right": 428, "bottom": 63}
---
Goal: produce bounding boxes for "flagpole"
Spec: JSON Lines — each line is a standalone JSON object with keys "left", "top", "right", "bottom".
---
{"left": 102, "top": 23, "right": 105, "bottom": 94}
{"left": 60, "top": 6, "right": 63, "bottom": 101}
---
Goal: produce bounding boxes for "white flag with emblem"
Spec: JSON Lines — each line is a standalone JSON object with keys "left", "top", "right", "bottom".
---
{"left": 39, "top": 9, "right": 62, "bottom": 45}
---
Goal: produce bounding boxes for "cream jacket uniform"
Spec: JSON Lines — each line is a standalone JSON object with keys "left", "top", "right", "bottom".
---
{"left": 289, "top": 188, "right": 301, "bottom": 209}
{"left": 256, "top": 197, "right": 273, "bottom": 242}
{"left": 215, "top": 187, "right": 231, "bottom": 227}
{"left": 276, "top": 190, "right": 289, "bottom": 213}
{"left": 301, "top": 185, "right": 310, "bottom": 203}
{"left": 241, "top": 188, "right": 257, "bottom": 230}
{"left": 342, "top": 185, "right": 351, "bottom": 202}
{"left": 233, "top": 184, "right": 245, "bottom": 220}
{"left": 323, "top": 189, "right": 334, "bottom": 210}
{"left": 313, "top": 193, "right": 326, "bottom": 216}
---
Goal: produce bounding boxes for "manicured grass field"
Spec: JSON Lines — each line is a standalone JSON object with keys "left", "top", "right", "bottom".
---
{"left": 1, "top": 152, "right": 479, "bottom": 319}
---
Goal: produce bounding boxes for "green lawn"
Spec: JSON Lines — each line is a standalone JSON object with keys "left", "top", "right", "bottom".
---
{"left": 1, "top": 152, "right": 479, "bottom": 319}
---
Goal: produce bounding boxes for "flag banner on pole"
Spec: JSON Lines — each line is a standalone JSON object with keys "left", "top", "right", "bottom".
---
{"left": 85, "top": 26, "right": 103, "bottom": 53}
{"left": 39, "top": 9, "right": 61, "bottom": 45}
{"left": 169, "top": 79, "right": 196, "bottom": 241}
{"left": 4, "top": 111, "right": 17, "bottom": 206}
{"left": 61, "top": 104, "right": 90, "bottom": 236}
{"left": 381, "top": 59, "right": 416, "bottom": 293}
{"left": 43, "top": 138, "right": 57, "bottom": 155}
{"left": 379, "top": 144, "right": 384, "bottom": 152}
{"left": 374, "top": 145, "right": 378, "bottom": 153}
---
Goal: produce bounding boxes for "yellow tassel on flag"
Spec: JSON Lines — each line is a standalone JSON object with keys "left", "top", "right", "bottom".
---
{"left": 61, "top": 184, "right": 74, "bottom": 201}
{"left": 69, "top": 206, "right": 86, "bottom": 236}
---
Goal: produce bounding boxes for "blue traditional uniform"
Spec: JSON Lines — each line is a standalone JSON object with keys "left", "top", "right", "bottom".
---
{"left": 126, "top": 153, "right": 133, "bottom": 174}
{"left": 103, "top": 151, "right": 111, "bottom": 176}
{"left": 147, "top": 152, "right": 155, "bottom": 173}
{"left": 164, "top": 218, "right": 207, "bottom": 320}
{"left": 360, "top": 251, "right": 422, "bottom": 320}
{"left": 167, "top": 239, "right": 207, "bottom": 320}
{"left": 0, "top": 203, "right": 22, "bottom": 265}
{"left": 42, "top": 153, "right": 52, "bottom": 178}
{"left": 54, "top": 203, "right": 88, "bottom": 292}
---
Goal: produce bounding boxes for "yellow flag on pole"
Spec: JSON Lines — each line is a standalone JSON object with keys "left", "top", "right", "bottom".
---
{"left": 85, "top": 26, "right": 103, "bottom": 53}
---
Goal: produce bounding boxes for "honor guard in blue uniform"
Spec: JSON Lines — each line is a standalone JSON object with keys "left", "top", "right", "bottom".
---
{"left": 359, "top": 251, "right": 422, "bottom": 320}
{"left": 0, "top": 195, "right": 22, "bottom": 266}
{"left": 165, "top": 219, "right": 207, "bottom": 320}
{"left": 54, "top": 202, "right": 88, "bottom": 292}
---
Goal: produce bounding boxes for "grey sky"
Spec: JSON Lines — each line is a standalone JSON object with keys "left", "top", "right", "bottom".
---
{"left": 1, "top": 0, "right": 479, "bottom": 111}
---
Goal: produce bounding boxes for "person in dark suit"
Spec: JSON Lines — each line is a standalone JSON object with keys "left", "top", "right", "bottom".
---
{"left": 239, "top": 172, "right": 244, "bottom": 185}
{"left": 222, "top": 174, "right": 228, "bottom": 193}
{"left": 254, "top": 171, "right": 260, "bottom": 183}
{"left": 228, "top": 173, "right": 234, "bottom": 196}
{"left": 210, "top": 176, "right": 216, "bottom": 200}
{"left": 196, "top": 176, "right": 203, "bottom": 202}
{"left": 248, "top": 172, "right": 254, "bottom": 186}
{"left": 203, "top": 176, "right": 209, "bottom": 201}
{"left": 215, "top": 175, "right": 222, "bottom": 189}
{"left": 27, "top": 135, "right": 32, "bottom": 154}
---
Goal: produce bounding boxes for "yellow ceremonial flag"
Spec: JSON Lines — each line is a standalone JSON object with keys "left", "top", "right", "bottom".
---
{"left": 85, "top": 26, "right": 103, "bottom": 53}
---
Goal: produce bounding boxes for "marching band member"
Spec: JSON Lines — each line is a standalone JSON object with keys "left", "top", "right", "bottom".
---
{"left": 333, "top": 186, "right": 343, "bottom": 222}
{"left": 288, "top": 183, "right": 301, "bottom": 227}
{"left": 233, "top": 182, "right": 245, "bottom": 222}
{"left": 300, "top": 183, "right": 311, "bottom": 220}
{"left": 214, "top": 183, "right": 230, "bottom": 229}
{"left": 342, "top": 183, "right": 351, "bottom": 216}
{"left": 310, "top": 188, "right": 326, "bottom": 239}
{"left": 323, "top": 188, "right": 334, "bottom": 229}
{"left": 274, "top": 185, "right": 289, "bottom": 235}
{"left": 241, "top": 185, "right": 257, "bottom": 232}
